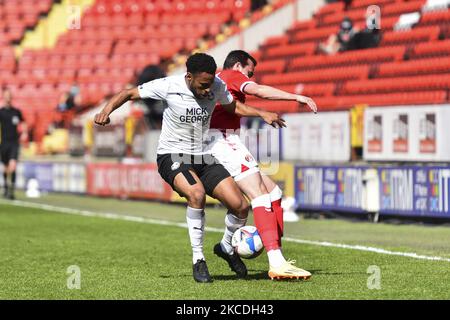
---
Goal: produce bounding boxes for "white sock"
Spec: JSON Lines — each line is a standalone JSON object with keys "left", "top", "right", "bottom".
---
{"left": 251, "top": 194, "right": 272, "bottom": 209}
{"left": 267, "top": 249, "right": 286, "bottom": 268}
{"left": 221, "top": 211, "right": 247, "bottom": 255}
{"left": 269, "top": 185, "right": 283, "bottom": 202}
{"left": 186, "top": 206, "right": 206, "bottom": 264}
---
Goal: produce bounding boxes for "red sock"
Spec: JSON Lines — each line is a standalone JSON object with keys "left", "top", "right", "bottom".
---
{"left": 272, "top": 199, "right": 284, "bottom": 247}
{"left": 269, "top": 185, "right": 284, "bottom": 247}
{"left": 252, "top": 195, "right": 280, "bottom": 252}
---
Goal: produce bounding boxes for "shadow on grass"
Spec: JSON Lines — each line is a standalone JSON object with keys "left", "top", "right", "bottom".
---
{"left": 159, "top": 269, "right": 334, "bottom": 281}
{"left": 159, "top": 271, "right": 270, "bottom": 281}
{"left": 308, "top": 269, "right": 367, "bottom": 276}
{"left": 212, "top": 271, "right": 269, "bottom": 281}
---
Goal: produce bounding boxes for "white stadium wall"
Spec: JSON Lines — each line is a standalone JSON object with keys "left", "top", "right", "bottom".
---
{"left": 282, "top": 111, "right": 351, "bottom": 162}
{"left": 364, "top": 104, "right": 450, "bottom": 162}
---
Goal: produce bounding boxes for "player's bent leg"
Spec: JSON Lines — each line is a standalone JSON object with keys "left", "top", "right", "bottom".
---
{"left": 173, "top": 170, "right": 206, "bottom": 209}
{"left": 258, "top": 176, "right": 311, "bottom": 280}
{"left": 212, "top": 176, "right": 249, "bottom": 219}
{"left": 235, "top": 170, "right": 269, "bottom": 201}
{"left": 261, "top": 174, "right": 284, "bottom": 244}
{"left": 236, "top": 172, "right": 280, "bottom": 252}
{"left": 211, "top": 177, "right": 249, "bottom": 278}
{"left": 173, "top": 171, "right": 212, "bottom": 283}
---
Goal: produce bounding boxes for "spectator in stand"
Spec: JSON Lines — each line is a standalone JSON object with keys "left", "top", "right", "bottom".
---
{"left": 251, "top": 0, "right": 267, "bottom": 11}
{"left": 136, "top": 65, "right": 167, "bottom": 129}
{"left": 352, "top": 7, "right": 382, "bottom": 50}
{"left": 343, "top": 0, "right": 352, "bottom": 11}
{"left": 57, "top": 82, "right": 81, "bottom": 112}
{"left": 319, "top": 17, "right": 359, "bottom": 55}
{"left": 56, "top": 92, "right": 71, "bottom": 112}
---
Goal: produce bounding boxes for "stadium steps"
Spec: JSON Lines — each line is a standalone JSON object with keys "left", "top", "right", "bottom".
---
{"left": 0, "top": 0, "right": 53, "bottom": 46}
{"left": 19, "top": 0, "right": 94, "bottom": 53}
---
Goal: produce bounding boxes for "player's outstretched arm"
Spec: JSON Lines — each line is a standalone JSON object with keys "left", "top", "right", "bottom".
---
{"left": 243, "top": 83, "right": 317, "bottom": 114}
{"left": 222, "top": 101, "right": 286, "bottom": 128}
{"left": 94, "top": 87, "right": 140, "bottom": 126}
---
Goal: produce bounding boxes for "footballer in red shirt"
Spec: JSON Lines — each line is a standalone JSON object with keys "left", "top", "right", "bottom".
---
{"left": 209, "top": 50, "right": 317, "bottom": 280}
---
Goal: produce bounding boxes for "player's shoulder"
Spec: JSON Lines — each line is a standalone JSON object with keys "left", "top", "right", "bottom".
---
{"left": 138, "top": 75, "right": 174, "bottom": 95}
{"left": 219, "top": 69, "right": 249, "bottom": 80}
{"left": 159, "top": 73, "right": 187, "bottom": 89}
{"left": 141, "top": 75, "right": 171, "bottom": 86}
{"left": 213, "top": 75, "right": 228, "bottom": 91}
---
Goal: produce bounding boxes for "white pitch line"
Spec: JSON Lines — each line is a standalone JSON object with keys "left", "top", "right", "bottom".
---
{"left": 2, "top": 199, "right": 450, "bottom": 263}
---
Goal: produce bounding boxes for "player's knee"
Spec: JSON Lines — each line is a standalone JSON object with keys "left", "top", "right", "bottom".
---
{"left": 234, "top": 199, "right": 250, "bottom": 219}
{"left": 186, "top": 188, "right": 206, "bottom": 207}
{"left": 9, "top": 163, "right": 17, "bottom": 172}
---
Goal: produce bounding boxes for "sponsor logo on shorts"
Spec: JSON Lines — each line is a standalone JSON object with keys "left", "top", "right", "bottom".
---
{"left": 171, "top": 162, "right": 181, "bottom": 171}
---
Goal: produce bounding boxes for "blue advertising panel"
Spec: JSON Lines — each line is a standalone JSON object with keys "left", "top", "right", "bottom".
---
{"left": 379, "top": 166, "right": 450, "bottom": 218}
{"left": 295, "top": 166, "right": 366, "bottom": 213}
{"left": 22, "top": 162, "right": 54, "bottom": 192}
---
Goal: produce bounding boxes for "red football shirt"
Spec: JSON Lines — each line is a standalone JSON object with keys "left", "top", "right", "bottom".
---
{"left": 210, "top": 69, "right": 255, "bottom": 131}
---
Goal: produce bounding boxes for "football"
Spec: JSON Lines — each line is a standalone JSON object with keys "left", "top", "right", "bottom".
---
{"left": 231, "top": 226, "right": 264, "bottom": 259}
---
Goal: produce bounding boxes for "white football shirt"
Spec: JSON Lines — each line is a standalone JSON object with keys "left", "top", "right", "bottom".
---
{"left": 138, "top": 74, "right": 234, "bottom": 155}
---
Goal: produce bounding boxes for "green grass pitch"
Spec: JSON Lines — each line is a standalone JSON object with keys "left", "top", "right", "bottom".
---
{"left": 1, "top": 193, "right": 450, "bottom": 299}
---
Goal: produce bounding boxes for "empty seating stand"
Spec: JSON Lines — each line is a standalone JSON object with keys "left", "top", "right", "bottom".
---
{"left": 1, "top": 0, "right": 252, "bottom": 143}
{"left": 249, "top": 0, "right": 450, "bottom": 112}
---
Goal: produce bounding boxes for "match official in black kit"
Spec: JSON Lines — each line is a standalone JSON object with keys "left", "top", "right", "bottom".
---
{"left": 0, "top": 89, "right": 27, "bottom": 200}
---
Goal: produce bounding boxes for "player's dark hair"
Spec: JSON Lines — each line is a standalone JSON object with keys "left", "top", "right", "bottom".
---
{"left": 186, "top": 53, "right": 217, "bottom": 75}
{"left": 223, "top": 50, "right": 257, "bottom": 70}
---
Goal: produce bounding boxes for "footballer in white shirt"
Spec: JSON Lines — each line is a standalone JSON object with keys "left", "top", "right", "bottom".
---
{"left": 94, "top": 53, "right": 282, "bottom": 283}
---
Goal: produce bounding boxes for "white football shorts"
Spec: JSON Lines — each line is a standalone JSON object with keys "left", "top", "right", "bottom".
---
{"left": 208, "top": 133, "right": 259, "bottom": 181}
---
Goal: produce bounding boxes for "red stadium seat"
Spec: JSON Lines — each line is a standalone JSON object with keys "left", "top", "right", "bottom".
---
{"left": 376, "top": 57, "right": 450, "bottom": 77}
{"left": 314, "top": 91, "right": 447, "bottom": 110}
{"left": 349, "top": 0, "right": 395, "bottom": 10}
{"left": 254, "top": 59, "right": 286, "bottom": 74}
{"left": 291, "top": 26, "right": 339, "bottom": 43}
{"left": 420, "top": 9, "right": 450, "bottom": 26}
{"left": 341, "top": 74, "right": 450, "bottom": 94}
{"left": 410, "top": 39, "right": 450, "bottom": 58}
{"left": 382, "top": 0, "right": 427, "bottom": 17}
{"left": 263, "top": 43, "right": 316, "bottom": 60}
{"left": 381, "top": 26, "right": 441, "bottom": 46}
{"left": 262, "top": 66, "right": 369, "bottom": 85}
{"left": 289, "top": 46, "right": 405, "bottom": 70}
{"left": 288, "top": 19, "right": 316, "bottom": 33}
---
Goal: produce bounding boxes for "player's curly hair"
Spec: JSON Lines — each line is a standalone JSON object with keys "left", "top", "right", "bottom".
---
{"left": 186, "top": 53, "right": 217, "bottom": 75}
{"left": 223, "top": 50, "right": 257, "bottom": 70}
